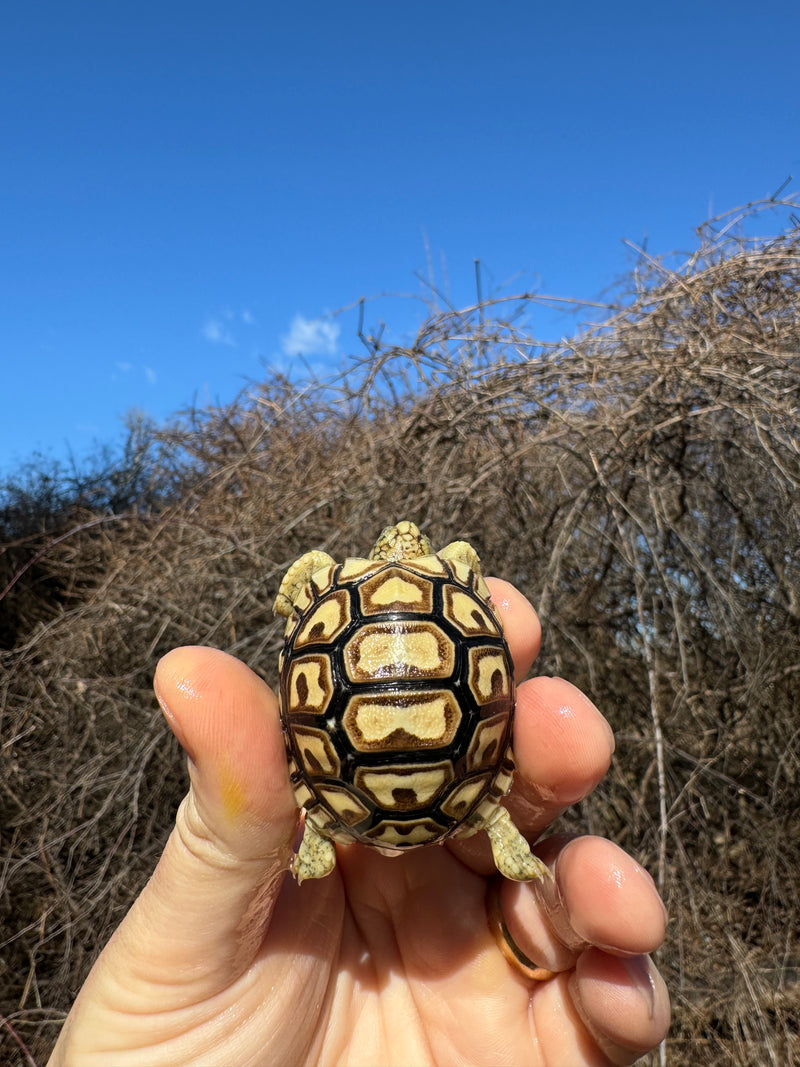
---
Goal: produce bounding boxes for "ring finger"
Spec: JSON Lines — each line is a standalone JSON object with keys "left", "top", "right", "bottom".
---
{"left": 495, "top": 835, "right": 670, "bottom": 1063}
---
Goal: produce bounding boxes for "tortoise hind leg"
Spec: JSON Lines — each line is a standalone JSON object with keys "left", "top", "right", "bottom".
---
{"left": 485, "top": 806, "right": 550, "bottom": 882}
{"left": 292, "top": 818, "right": 337, "bottom": 883}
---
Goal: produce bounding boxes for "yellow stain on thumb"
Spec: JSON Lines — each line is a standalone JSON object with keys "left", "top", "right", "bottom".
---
{"left": 217, "top": 758, "right": 249, "bottom": 823}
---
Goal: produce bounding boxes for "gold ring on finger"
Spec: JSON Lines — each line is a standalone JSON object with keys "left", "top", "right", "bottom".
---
{"left": 486, "top": 876, "right": 558, "bottom": 982}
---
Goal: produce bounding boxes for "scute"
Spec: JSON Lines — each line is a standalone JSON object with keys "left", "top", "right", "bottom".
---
{"left": 293, "top": 589, "right": 351, "bottom": 648}
{"left": 468, "top": 647, "right": 513, "bottom": 705}
{"left": 358, "top": 566, "right": 435, "bottom": 615}
{"left": 293, "top": 725, "right": 341, "bottom": 777}
{"left": 342, "top": 690, "right": 463, "bottom": 751}
{"left": 444, "top": 585, "right": 500, "bottom": 637}
{"left": 343, "top": 621, "right": 454, "bottom": 682}
{"left": 466, "top": 712, "right": 510, "bottom": 770}
{"left": 365, "top": 818, "right": 448, "bottom": 846}
{"left": 284, "top": 654, "right": 334, "bottom": 715}
{"left": 354, "top": 761, "right": 455, "bottom": 810}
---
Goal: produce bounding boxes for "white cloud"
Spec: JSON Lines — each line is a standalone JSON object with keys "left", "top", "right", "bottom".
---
{"left": 202, "top": 318, "right": 236, "bottom": 346}
{"left": 241, "top": 308, "right": 256, "bottom": 326}
{"left": 281, "top": 315, "right": 340, "bottom": 358}
{"left": 112, "top": 360, "right": 155, "bottom": 384}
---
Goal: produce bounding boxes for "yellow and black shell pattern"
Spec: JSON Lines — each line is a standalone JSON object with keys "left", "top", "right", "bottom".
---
{"left": 278, "top": 552, "right": 516, "bottom": 852}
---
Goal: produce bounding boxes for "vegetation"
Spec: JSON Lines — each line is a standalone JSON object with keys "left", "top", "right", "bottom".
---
{"left": 1, "top": 198, "right": 798, "bottom": 1065}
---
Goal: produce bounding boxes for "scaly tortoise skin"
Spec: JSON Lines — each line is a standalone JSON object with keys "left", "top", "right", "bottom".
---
{"left": 274, "top": 521, "right": 548, "bottom": 883}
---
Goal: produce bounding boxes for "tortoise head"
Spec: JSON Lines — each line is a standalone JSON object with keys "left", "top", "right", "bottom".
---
{"left": 369, "top": 520, "right": 433, "bottom": 563}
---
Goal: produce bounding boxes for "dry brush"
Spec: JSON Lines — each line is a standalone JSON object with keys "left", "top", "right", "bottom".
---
{"left": 1, "top": 198, "right": 799, "bottom": 1064}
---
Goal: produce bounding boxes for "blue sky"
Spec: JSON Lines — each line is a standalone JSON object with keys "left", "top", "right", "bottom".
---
{"left": 2, "top": 1, "right": 798, "bottom": 475}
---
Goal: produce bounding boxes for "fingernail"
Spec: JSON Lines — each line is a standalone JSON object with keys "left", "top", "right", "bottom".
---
{"left": 154, "top": 678, "right": 194, "bottom": 761}
{"left": 531, "top": 856, "right": 588, "bottom": 954}
{"left": 641, "top": 866, "right": 669, "bottom": 927}
{"left": 621, "top": 954, "right": 657, "bottom": 1020}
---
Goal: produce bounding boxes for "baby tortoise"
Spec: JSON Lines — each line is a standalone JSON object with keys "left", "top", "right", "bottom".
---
{"left": 274, "top": 520, "right": 548, "bottom": 884}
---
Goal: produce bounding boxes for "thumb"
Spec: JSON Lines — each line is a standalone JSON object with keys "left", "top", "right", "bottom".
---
{"left": 115, "top": 646, "right": 299, "bottom": 992}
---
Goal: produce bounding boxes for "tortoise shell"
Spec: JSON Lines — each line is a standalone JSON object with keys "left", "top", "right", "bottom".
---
{"left": 275, "top": 522, "right": 547, "bottom": 883}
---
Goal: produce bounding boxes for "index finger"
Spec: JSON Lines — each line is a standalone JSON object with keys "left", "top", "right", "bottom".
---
{"left": 488, "top": 576, "right": 615, "bottom": 834}
{"left": 486, "top": 577, "right": 541, "bottom": 681}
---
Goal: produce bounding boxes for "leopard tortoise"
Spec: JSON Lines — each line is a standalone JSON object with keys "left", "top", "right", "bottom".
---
{"left": 274, "top": 520, "right": 548, "bottom": 884}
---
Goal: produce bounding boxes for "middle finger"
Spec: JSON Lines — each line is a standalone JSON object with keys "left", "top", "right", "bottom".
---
{"left": 507, "top": 675, "right": 615, "bottom": 834}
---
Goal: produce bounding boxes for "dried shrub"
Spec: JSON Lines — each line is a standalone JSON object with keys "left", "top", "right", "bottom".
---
{"left": 1, "top": 197, "right": 798, "bottom": 1064}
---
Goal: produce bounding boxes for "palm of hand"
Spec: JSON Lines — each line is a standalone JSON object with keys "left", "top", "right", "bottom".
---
{"left": 245, "top": 850, "right": 544, "bottom": 1066}
{"left": 109, "top": 843, "right": 623, "bottom": 1066}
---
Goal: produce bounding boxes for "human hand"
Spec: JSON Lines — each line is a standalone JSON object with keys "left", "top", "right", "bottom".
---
{"left": 49, "top": 581, "right": 669, "bottom": 1066}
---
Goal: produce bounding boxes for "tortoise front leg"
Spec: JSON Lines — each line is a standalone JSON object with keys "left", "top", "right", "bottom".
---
{"left": 274, "top": 550, "right": 336, "bottom": 618}
{"left": 438, "top": 539, "right": 482, "bottom": 574}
